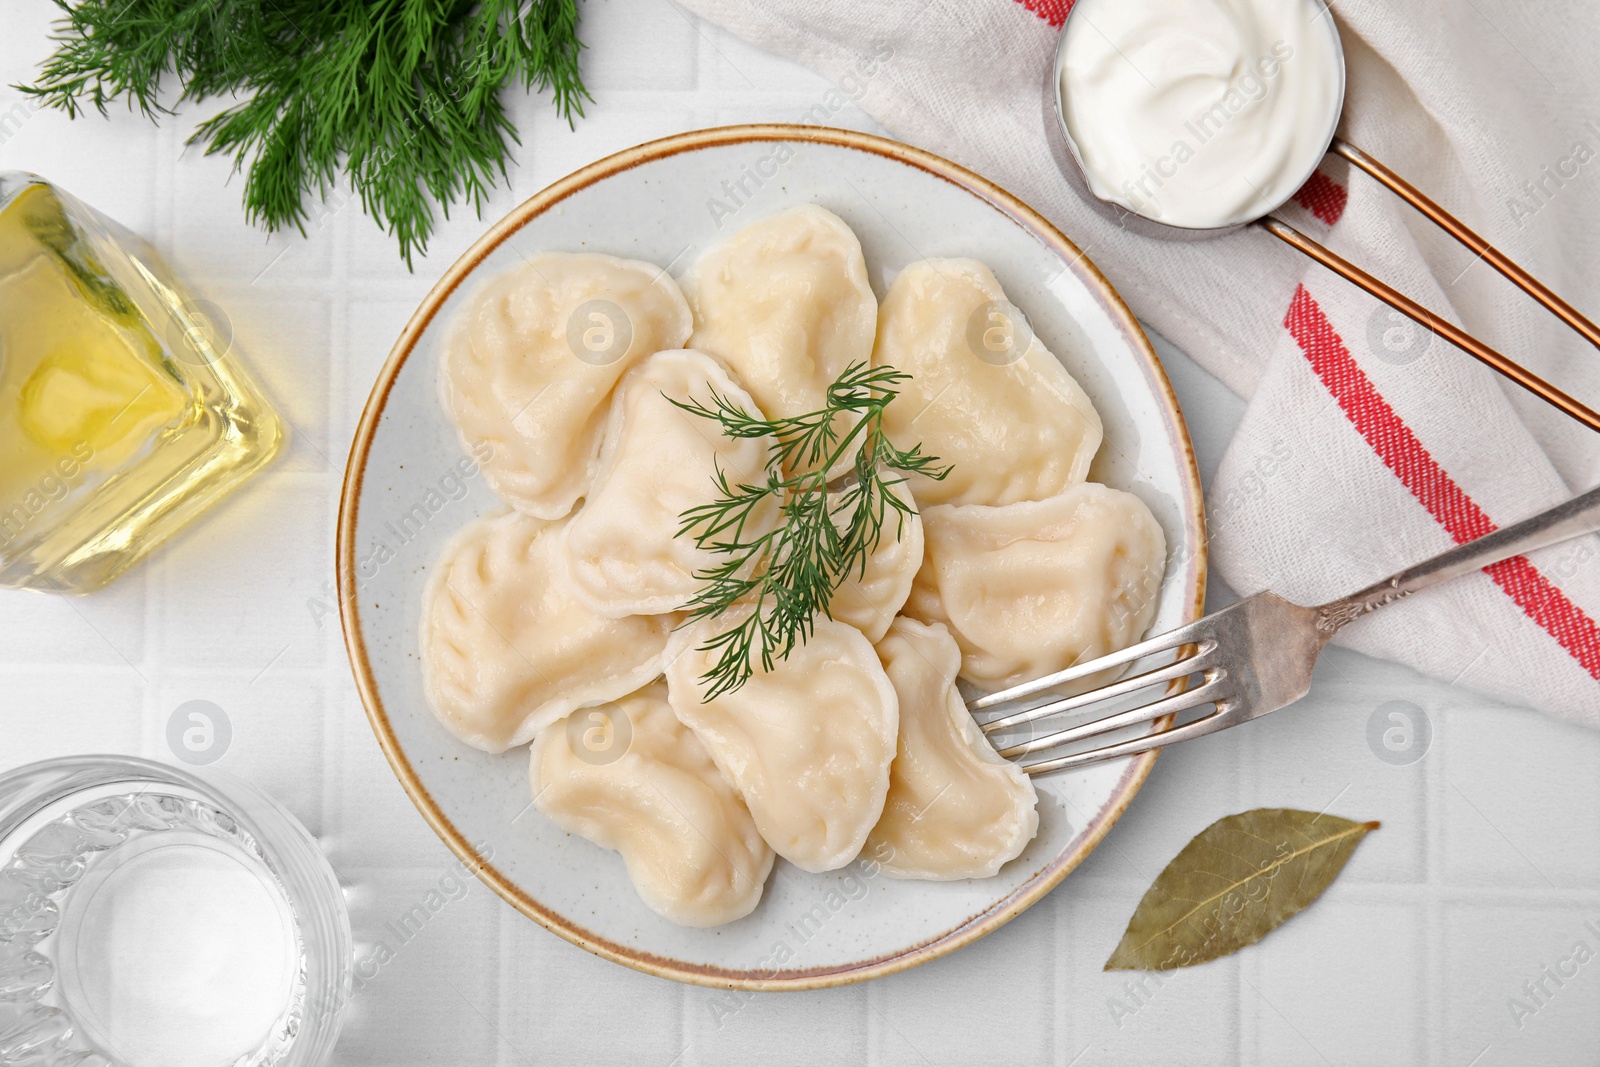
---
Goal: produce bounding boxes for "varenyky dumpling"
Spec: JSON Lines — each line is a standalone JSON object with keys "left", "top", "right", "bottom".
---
{"left": 687, "top": 204, "right": 877, "bottom": 424}
{"left": 562, "top": 349, "right": 777, "bottom": 617}
{"left": 419, "top": 509, "right": 674, "bottom": 752}
{"left": 530, "top": 682, "right": 775, "bottom": 927}
{"left": 825, "top": 479, "right": 923, "bottom": 643}
{"left": 868, "top": 618, "right": 1039, "bottom": 880}
{"left": 664, "top": 609, "right": 899, "bottom": 873}
{"left": 905, "top": 482, "right": 1167, "bottom": 692}
{"left": 873, "top": 258, "right": 1104, "bottom": 507}
{"left": 440, "top": 252, "right": 692, "bottom": 518}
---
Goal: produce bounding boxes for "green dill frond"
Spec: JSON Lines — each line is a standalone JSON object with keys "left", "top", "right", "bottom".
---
{"left": 19, "top": 0, "right": 590, "bottom": 266}
{"left": 676, "top": 363, "right": 952, "bottom": 698}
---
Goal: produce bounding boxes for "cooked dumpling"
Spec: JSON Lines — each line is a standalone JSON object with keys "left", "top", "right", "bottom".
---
{"left": 562, "top": 349, "right": 777, "bottom": 617}
{"left": 826, "top": 480, "right": 923, "bottom": 643}
{"left": 868, "top": 618, "right": 1039, "bottom": 880}
{"left": 530, "top": 682, "right": 775, "bottom": 927}
{"left": 440, "top": 253, "right": 692, "bottom": 518}
{"left": 687, "top": 204, "right": 877, "bottom": 424}
{"left": 905, "top": 482, "right": 1167, "bottom": 691}
{"left": 664, "top": 610, "right": 898, "bottom": 873}
{"left": 419, "top": 509, "right": 674, "bottom": 752}
{"left": 873, "top": 259, "right": 1103, "bottom": 507}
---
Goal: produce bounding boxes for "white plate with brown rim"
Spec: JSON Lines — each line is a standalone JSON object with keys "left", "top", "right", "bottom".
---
{"left": 337, "top": 124, "right": 1205, "bottom": 989}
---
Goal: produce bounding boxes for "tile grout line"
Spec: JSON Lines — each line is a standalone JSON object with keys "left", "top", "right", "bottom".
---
{"left": 496, "top": 900, "right": 513, "bottom": 1067}
{"left": 1054, "top": 859, "right": 1073, "bottom": 1067}
{"left": 1425, "top": 698, "right": 1443, "bottom": 1067}
{"left": 323, "top": 177, "right": 353, "bottom": 844}
{"left": 678, "top": 941, "right": 695, "bottom": 1067}
{"left": 1235, "top": 697, "right": 1251, "bottom": 1065}
{"left": 150, "top": 117, "right": 180, "bottom": 758}
{"left": 1048, "top": 895, "right": 1059, "bottom": 1067}
{"left": 863, "top": 974, "right": 874, "bottom": 1064}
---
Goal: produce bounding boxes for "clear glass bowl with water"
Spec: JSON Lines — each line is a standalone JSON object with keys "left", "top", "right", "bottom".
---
{"left": 0, "top": 756, "right": 351, "bottom": 1067}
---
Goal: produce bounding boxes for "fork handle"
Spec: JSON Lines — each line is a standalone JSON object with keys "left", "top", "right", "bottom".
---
{"left": 1314, "top": 485, "right": 1600, "bottom": 634}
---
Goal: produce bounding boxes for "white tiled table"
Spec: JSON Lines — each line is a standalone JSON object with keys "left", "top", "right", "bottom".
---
{"left": 4, "top": 2, "right": 1599, "bottom": 1063}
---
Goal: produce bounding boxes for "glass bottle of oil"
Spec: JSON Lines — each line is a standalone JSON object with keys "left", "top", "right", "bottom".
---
{"left": 0, "top": 173, "right": 283, "bottom": 593}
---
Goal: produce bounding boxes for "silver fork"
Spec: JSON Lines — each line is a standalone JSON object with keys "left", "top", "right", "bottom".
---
{"left": 971, "top": 485, "right": 1600, "bottom": 774}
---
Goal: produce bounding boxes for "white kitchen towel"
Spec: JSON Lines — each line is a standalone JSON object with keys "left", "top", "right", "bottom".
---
{"left": 678, "top": 0, "right": 1600, "bottom": 723}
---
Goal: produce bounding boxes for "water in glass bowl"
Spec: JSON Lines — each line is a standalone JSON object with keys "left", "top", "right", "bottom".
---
{"left": 0, "top": 783, "right": 312, "bottom": 1066}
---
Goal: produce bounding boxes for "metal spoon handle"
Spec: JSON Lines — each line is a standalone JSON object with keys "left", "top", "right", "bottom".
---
{"left": 1260, "top": 137, "right": 1600, "bottom": 434}
{"left": 1331, "top": 139, "right": 1600, "bottom": 352}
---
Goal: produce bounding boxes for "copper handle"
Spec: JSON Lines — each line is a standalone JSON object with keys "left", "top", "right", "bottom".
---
{"left": 1259, "top": 136, "right": 1600, "bottom": 433}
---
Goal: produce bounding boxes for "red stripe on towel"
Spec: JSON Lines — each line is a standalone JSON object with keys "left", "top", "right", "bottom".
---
{"left": 1015, "top": 0, "right": 1074, "bottom": 28}
{"left": 1283, "top": 284, "right": 1600, "bottom": 681}
{"left": 1291, "top": 171, "right": 1349, "bottom": 225}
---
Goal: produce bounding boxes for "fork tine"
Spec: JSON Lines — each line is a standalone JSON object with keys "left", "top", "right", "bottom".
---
{"left": 978, "top": 642, "right": 1218, "bottom": 733}
{"left": 993, "top": 675, "right": 1226, "bottom": 759}
{"left": 968, "top": 620, "right": 1210, "bottom": 711}
{"left": 1017, "top": 706, "right": 1235, "bottom": 776}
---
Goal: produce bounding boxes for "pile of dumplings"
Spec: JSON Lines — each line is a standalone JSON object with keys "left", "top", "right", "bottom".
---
{"left": 420, "top": 204, "right": 1167, "bottom": 928}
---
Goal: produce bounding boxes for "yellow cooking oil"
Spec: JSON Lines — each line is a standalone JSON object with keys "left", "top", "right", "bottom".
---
{"left": 0, "top": 175, "right": 283, "bottom": 593}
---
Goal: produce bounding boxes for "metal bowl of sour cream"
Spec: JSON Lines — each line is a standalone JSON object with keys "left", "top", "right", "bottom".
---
{"left": 1046, "top": 0, "right": 1347, "bottom": 239}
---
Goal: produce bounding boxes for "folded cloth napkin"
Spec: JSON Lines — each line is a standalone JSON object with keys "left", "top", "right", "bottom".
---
{"left": 679, "top": 0, "right": 1600, "bottom": 724}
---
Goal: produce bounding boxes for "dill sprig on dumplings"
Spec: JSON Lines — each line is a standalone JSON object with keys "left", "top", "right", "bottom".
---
{"left": 672, "top": 363, "right": 950, "bottom": 699}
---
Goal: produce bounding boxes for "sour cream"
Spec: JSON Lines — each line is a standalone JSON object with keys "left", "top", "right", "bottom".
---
{"left": 1056, "top": 0, "right": 1344, "bottom": 229}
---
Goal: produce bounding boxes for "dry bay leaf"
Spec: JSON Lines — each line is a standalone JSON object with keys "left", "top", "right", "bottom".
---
{"left": 1105, "top": 808, "right": 1379, "bottom": 971}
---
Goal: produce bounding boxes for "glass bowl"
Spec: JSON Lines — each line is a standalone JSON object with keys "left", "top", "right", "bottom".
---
{"left": 0, "top": 755, "right": 351, "bottom": 1067}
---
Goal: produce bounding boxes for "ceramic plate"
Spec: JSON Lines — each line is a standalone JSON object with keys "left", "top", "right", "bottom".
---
{"left": 338, "top": 125, "right": 1205, "bottom": 989}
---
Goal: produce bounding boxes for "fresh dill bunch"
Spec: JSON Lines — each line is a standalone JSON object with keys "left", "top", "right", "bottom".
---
{"left": 19, "top": 0, "right": 589, "bottom": 267}
{"left": 674, "top": 363, "right": 951, "bottom": 700}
